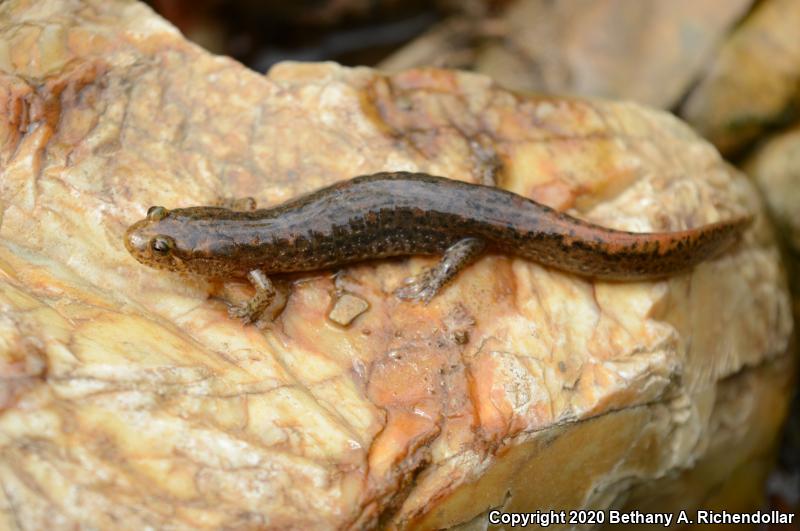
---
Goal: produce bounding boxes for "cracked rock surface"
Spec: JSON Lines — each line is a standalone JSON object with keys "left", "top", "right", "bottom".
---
{"left": 0, "top": 0, "right": 794, "bottom": 529}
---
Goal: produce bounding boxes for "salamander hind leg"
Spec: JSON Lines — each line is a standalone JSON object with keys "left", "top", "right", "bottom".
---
{"left": 395, "top": 237, "right": 486, "bottom": 303}
{"left": 229, "top": 269, "right": 279, "bottom": 324}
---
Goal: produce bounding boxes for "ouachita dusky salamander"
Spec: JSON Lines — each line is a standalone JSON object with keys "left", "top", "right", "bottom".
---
{"left": 125, "top": 172, "right": 751, "bottom": 323}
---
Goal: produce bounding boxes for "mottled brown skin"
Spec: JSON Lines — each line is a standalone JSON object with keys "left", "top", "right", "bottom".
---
{"left": 125, "top": 172, "right": 751, "bottom": 323}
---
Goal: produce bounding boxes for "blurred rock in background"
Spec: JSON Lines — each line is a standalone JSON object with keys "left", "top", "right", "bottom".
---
{"left": 148, "top": 0, "right": 444, "bottom": 69}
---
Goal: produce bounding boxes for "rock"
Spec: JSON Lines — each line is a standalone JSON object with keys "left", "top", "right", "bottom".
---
{"left": 681, "top": 0, "right": 800, "bottom": 155}
{"left": 745, "top": 129, "right": 800, "bottom": 505}
{"left": 380, "top": 0, "right": 753, "bottom": 109}
{"left": 0, "top": 0, "right": 794, "bottom": 529}
{"left": 745, "top": 127, "right": 800, "bottom": 255}
{"left": 329, "top": 293, "right": 370, "bottom": 326}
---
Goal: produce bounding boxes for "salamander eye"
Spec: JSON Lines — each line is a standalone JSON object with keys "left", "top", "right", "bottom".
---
{"left": 150, "top": 236, "right": 173, "bottom": 256}
{"left": 147, "top": 206, "right": 168, "bottom": 221}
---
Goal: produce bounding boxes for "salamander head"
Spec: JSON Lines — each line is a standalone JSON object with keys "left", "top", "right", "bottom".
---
{"left": 124, "top": 206, "right": 241, "bottom": 278}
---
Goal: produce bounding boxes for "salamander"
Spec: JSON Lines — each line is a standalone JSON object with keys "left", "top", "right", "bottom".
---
{"left": 124, "top": 171, "right": 752, "bottom": 323}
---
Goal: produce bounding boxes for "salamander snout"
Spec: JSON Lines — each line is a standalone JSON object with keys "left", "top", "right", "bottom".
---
{"left": 124, "top": 207, "right": 185, "bottom": 272}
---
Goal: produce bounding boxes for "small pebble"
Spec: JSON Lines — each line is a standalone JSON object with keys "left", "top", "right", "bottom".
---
{"left": 328, "top": 293, "right": 369, "bottom": 325}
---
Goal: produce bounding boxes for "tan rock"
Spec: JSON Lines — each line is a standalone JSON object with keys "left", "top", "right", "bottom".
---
{"left": 745, "top": 131, "right": 800, "bottom": 475}
{"left": 0, "top": 1, "right": 793, "bottom": 530}
{"left": 745, "top": 126, "right": 800, "bottom": 255}
{"left": 329, "top": 293, "right": 370, "bottom": 327}
{"left": 682, "top": 0, "right": 800, "bottom": 155}
{"left": 380, "top": 0, "right": 753, "bottom": 109}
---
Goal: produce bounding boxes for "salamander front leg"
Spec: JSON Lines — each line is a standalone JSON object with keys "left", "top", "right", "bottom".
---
{"left": 395, "top": 237, "right": 486, "bottom": 303}
{"left": 228, "top": 269, "right": 277, "bottom": 324}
